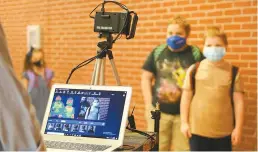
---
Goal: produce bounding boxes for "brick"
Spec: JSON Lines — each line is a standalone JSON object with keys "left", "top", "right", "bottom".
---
{"left": 176, "top": 0, "right": 189, "bottom": 5}
{"left": 249, "top": 92, "right": 257, "bottom": 99}
{"left": 207, "top": 10, "right": 223, "bottom": 16}
{"left": 187, "top": 19, "right": 198, "bottom": 24}
{"left": 241, "top": 54, "right": 257, "bottom": 60}
{"left": 248, "top": 106, "right": 257, "bottom": 113}
{"left": 184, "top": 6, "right": 198, "bottom": 11}
{"left": 225, "top": 9, "right": 241, "bottom": 15}
{"left": 234, "top": 1, "right": 252, "bottom": 7}
{"left": 200, "top": 4, "right": 215, "bottom": 10}
{"left": 231, "top": 61, "right": 249, "bottom": 67}
{"left": 224, "top": 54, "right": 240, "bottom": 60}
{"left": 228, "top": 39, "right": 241, "bottom": 45}
{"left": 215, "top": 2, "right": 233, "bottom": 9}
{"left": 232, "top": 47, "right": 248, "bottom": 52}
{"left": 191, "top": 12, "right": 206, "bottom": 18}
{"left": 250, "top": 77, "right": 257, "bottom": 83}
{"left": 242, "top": 40, "right": 257, "bottom": 45}
{"left": 233, "top": 32, "right": 251, "bottom": 37}
{"left": 169, "top": 7, "right": 183, "bottom": 12}
{"left": 250, "top": 62, "right": 257, "bottom": 68}
{"left": 243, "top": 7, "right": 257, "bottom": 14}
{"left": 242, "top": 24, "right": 257, "bottom": 30}
{"left": 244, "top": 84, "right": 257, "bottom": 90}
{"left": 200, "top": 19, "right": 215, "bottom": 24}
{"left": 216, "top": 17, "right": 233, "bottom": 23}
{"left": 156, "top": 9, "right": 167, "bottom": 13}
{"left": 143, "top": 22, "right": 154, "bottom": 27}
{"left": 148, "top": 3, "right": 161, "bottom": 8}
{"left": 191, "top": 0, "right": 206, "bottom": 4}
{"left": 234, "top": 16, "right": 252, "bottom": 22}
{"left": 242, "top": 69, "right": 257, "bottom": 76}
{"left": 250, "top": 47, "right": 257, "bottom": 52}
{"left": 162, "top": 1, "right": 176, "bottom": 6}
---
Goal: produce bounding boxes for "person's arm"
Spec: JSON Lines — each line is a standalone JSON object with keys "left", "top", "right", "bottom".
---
{"left": 141, "top": 50, "right": 156, "bottom": 111}
{"left": 232, "top": 73, "right": 245, "bottom": 146}
{"left": 180, "top": 65, "right": 195, "bottom": 138}
{"left": 0, "top": 58, "right": 45, "bottom": 151}
{"left": 21, "top": 77, "right": 28, "bottom": 90}
{"left": 181, "top": 90, "right": 193, "bottom": 124}
{"left": 0, "top": 24, "right": 45, "bottom": 151}
{"left": 141, "top": 70, "right": 154, "bottom": 109}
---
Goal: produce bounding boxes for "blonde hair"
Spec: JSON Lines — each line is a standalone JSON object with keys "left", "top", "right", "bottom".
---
{"left": 204, "top": 26, "right": 228, "bottom": 46}
{"left": 169, "top": 15, "right": 191, "bottom": 37}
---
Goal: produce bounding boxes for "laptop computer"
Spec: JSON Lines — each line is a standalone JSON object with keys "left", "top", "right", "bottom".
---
{"left": 41, "top": 84, "right": 132, "bottom": 151}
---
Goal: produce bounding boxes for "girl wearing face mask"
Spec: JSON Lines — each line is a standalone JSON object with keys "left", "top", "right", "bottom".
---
{"left": 180, "top": 26, "right": 244, "bottom": 151}
{"left": 22, "top": 47, "right": 54, "bottom": 125}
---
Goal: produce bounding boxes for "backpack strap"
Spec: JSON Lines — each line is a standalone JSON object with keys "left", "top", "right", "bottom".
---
{"left": 191, "top": 45, "right": 205, "bottom": 62}
{"left": 154, "top": 44, "right": 167, "bottom": 62}
{"left": 26, "top": 71, "right": 36, "bottom": 92}
{"left": 231, "top": 66, "right": 239, "bottom": 126}
{"left": 45, "top": 68, "right": 54, "bottom": 84}
{"left": 191, "top": 62, "right": 200, "bottom": 95}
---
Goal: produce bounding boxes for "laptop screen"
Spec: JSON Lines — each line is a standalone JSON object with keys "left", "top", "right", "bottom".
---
{"left": 44, "top": 88, "right": 127, "bottom": 140}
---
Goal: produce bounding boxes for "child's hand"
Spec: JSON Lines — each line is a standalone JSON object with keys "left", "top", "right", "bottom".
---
{"left": 181, "top": 122, "right": 192, "bottom": 138}
{"left": 232, "top": 128, "right": 242, "bottom": 145}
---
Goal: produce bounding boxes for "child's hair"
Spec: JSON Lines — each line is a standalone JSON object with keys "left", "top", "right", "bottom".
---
{"left": 23, "top": 47, "right": 45, "bottom": 72}
{"left": 204, "top": 26, "right": 228, "bottom": 46}
{"left": 169, "top": 15, "right": 191, "bottom": 37}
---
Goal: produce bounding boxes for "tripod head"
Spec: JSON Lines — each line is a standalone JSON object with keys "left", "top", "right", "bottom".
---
{"left": 97, "top": 32, "right": 113, "bottom": 50}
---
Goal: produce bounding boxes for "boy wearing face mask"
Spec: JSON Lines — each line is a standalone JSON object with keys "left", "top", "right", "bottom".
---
{"left": 141, "top": 15, "right": 203, "bottom": 151}
{"left": 180, "top": 26, "right": 244, "bottom": 151}
{"left": 22, "top": 47, "right": 54, "bottom": 125}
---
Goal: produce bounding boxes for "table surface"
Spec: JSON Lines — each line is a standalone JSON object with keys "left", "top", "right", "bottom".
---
{"left": 116, "top": 130, "right": 157, "bottom": 151}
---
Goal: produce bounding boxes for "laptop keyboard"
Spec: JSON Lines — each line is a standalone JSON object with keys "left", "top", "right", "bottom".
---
{"left": 45, "top": 140, "right": 111, "bottom": 151}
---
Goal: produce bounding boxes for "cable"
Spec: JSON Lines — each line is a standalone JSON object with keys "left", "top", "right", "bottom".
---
{"left": 66, "top": 57, "right": 95, "bottom": 84}
{"left": 66, "top": 46, "right": 108, "bottom": 84}
{"left": 126, "top": 127, "right": 155, "bottom": 141}
{"left": 89, "top": 3, "right": 102, "bottom": 19}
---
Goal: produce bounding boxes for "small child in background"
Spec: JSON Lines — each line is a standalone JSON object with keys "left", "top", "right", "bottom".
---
{"left": 180, "top": 26, "right": 244, "bottom": 151}
{"left": 22, "top": 47, "right": 54, "bottom": 125}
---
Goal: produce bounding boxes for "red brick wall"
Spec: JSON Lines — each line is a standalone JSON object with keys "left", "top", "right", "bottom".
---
{"left": 0, "top": 0, "right": 257, "bottom": 150}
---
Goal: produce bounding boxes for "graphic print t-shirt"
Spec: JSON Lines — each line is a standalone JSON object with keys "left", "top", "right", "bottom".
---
{"left": 142, "top": 45, "right": 203, "bottom": 114}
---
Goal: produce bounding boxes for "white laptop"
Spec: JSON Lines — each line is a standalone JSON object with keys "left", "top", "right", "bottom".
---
{"left": 41, "top": 84, "right": 132, "bottom": 151}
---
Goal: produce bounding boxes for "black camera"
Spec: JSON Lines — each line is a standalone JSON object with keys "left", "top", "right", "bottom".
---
{"left": 94, "top": 11, "right": 137, "bottom": 39}
{"left": 91, "top": 1, "right": 138, "bottom": 40}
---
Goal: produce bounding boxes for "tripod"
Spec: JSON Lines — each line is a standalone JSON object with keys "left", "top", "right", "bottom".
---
{"left": 151, "top": 103, "right": 160, "bottom": 151}
{"left": 91, "top": 32, "right": 121, "bottom": 86}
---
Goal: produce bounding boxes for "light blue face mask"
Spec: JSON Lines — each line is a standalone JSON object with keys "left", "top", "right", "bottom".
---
{"left": 203, "top": 46, "right": 226, "bottom": 62}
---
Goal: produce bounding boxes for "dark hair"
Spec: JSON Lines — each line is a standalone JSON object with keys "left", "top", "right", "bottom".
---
{"left": 23, "top": 47, "right": 45, "bottom": 72}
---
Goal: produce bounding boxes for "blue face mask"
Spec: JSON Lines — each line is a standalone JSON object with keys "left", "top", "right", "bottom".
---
{"left": 166, "top": 35, "right": 186, "bottom": 50}
{"left": 203, "top": 46, "right": 226, "bottom": 62}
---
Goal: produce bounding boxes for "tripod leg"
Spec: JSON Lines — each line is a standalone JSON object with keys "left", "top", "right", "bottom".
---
{"left": 91, "top": 60, "right": 98, "bottom": 85}
{"left": 109, "top": 59, "right": 121, "bottom": 86}
{"left": 93, "top": 58, "right": 102, "bottom": 85}
{"left": 106, "top": 50, "right": 121, "bottom": 85}
{"left": 99, "top": 57, "right": 106, "bottom": 85}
